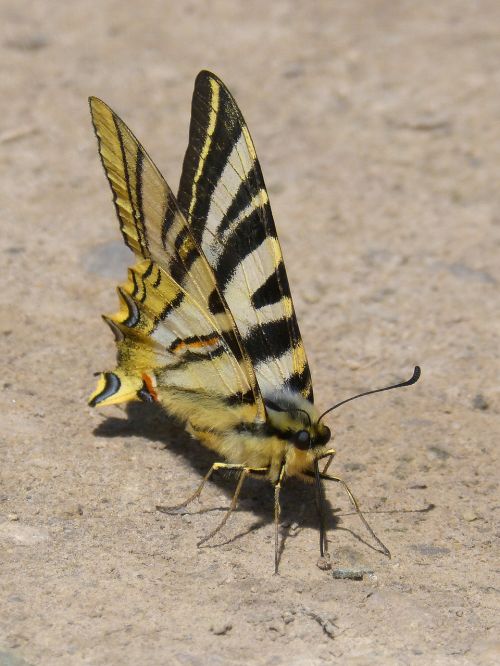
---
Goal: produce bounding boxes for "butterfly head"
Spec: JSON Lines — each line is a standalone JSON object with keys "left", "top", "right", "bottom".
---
{"left": 290, "top": 420, "right": 331, "bottom": 452}
{"left": 264, "top": 394, "right": 334, "bottom": 466}
{"left": 287, "top": 414, "right": 335, "bottom": 479}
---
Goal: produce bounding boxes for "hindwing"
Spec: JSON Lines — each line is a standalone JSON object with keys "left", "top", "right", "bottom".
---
{"left": 88, "top": 97, "right": 265, "bottom": 425}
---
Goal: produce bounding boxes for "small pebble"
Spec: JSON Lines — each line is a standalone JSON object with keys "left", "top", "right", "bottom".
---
{"left": 462, "top": 510, "right": 478, "bottom": 522}
{"left": 268, "top": 620, "right": 284, "bottom": 635}
{"left": 60, "top": 503, "right": 83, "bottom": 517}
{"left": 331, "top": 568, "right": 372, "bottom": 580}
{"left": 427, "top": 446, "right": 450, "bottom": 461}
{"left": 472, "top": 394, "right": 489, "bottom": 411}
{"left": 210, "top": 622, "right": 232, "bottom": 636}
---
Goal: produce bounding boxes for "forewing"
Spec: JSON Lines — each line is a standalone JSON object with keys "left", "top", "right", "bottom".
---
{"left": 177, "top": 71, "right": 313, "bottom": 401}
{"left": 89, "top": 97, "right": 265, "bottom": 422}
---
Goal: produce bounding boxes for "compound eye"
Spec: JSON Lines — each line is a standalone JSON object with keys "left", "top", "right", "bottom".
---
{"left": 294, "top": 429, "right": 311, "bottom": 450}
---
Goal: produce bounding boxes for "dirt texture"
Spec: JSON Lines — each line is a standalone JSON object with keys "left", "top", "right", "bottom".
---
{"left": 1, "top": 1, "right": 499, "bottom": 664}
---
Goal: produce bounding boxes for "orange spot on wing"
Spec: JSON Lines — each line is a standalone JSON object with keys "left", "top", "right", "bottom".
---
{"left": 191, "top": 336, "right": 219, "bottom": 348}
{"left": 171, "top": 336, "right": 220, "bottom": 353}
{"left": 142, "top": 373, "right": 158, "bottom": 401}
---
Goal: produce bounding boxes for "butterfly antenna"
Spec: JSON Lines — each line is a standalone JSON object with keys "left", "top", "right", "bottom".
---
{"left": 318, "top": 366, "right": 420, "bottom": 423}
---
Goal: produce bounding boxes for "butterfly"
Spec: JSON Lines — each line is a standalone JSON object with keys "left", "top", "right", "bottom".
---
{"left": 88, "top": 71, "right": 420, "bottom": 572}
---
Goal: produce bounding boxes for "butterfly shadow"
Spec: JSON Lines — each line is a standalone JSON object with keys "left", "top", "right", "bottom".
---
{"left": 93, "top": 402, "right": 388, "bottom": 560}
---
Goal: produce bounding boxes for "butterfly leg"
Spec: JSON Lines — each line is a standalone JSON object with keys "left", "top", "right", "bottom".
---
{"left": 274, "top": 462, "right": 286, "bottom": 575}
{"left": 317, "top": 448, "right": 337, "bottom": 475}
{"left": 319, "top": 472, "right": 391, "bottom": 558}
{"left": 156, "top": 462, "right": 249, "bottom": 514}
{"left": 197, "top": 465, "right": 268, "bottom": 546}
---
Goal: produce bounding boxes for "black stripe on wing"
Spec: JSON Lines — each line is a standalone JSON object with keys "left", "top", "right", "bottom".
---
{"left": 114, "top": 118, "right": 148, "bottom": 257}
{"left": 177, "top": 72, "right": 242, "bottom": 244}
{"left": 214, "top": 209, "right": 269, "bottom": 290}
{"left": 213, "top": 162, "right": 270, "bottom": 242}
{"left": 251, "top": 261, "right": 288, "bottom": 309}
{"left": 244, "top": 318, "right": 294, "bottom": 365}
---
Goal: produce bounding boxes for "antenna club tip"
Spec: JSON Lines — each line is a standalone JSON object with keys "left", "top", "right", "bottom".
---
{"left": 411, "top": 365, "right": 421, "bottom": 384}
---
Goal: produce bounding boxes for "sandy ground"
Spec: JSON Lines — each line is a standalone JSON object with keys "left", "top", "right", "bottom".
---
{"left": 1, "top": 1, "right": 499, "bottom": 664}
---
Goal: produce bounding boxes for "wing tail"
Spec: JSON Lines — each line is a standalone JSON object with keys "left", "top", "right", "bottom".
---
{"left": 89, "top": 370, "right": 144, "bottom": 407}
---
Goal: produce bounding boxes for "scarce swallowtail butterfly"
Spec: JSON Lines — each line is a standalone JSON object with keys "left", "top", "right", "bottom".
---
{"left": 88, "top": 71, "right": 420, "bottom": 572}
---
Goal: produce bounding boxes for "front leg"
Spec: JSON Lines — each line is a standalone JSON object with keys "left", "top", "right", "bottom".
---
{"left": 317, "top": 448, "right": 336, "bottom": 475}
{"left": 320, "top": 472, "right": 391, "bottom": 557}
{"left": 273, "top": 462, "right": 286, "bottom": 575}
{"left": 196, "top": 465, "right": 269, "bottom": 545}
{"left": 157, "top": 463, "right": 269, "bottom": 547}
{"left": 304, "top": 470, "right": 391, "bottom": 558}
{"left": 156, "top": 462, "right": 249, "bottom": 513}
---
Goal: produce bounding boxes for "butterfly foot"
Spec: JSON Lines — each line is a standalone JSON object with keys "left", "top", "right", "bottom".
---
{"left": 317, "top": 553, "right": 332, "bottom": 571}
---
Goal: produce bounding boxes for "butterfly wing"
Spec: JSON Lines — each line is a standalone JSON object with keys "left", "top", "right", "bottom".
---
{"left": 88, "top": 97, "right": 266, "bottom": 428}
{"left": 177, "top": 71, "right": 313, "bottom": 402}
